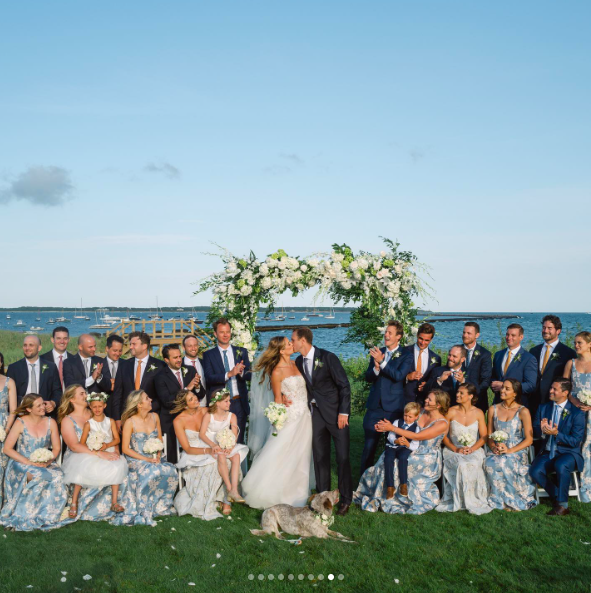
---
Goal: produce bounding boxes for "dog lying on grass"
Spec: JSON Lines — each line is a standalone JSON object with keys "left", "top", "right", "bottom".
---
{"left": 250, "top": 489, "right": 354, "bottom": 542}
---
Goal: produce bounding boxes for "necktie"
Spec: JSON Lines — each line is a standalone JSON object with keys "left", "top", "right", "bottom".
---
{"left": 176, "top": 371, "right": 183, "bottom": 388}
{"left": 135, "top": 359, "right": 142, "bottom": 390}
{"left": 84, "top": 359, "right": 90, "bottom": 378}
{"left": 111, "top": 362, "right": 117, "bottom": 379}
{"left": 503, "top": 352, "right": 512, "bottom": 376}
{"left": 416, "top": 349, "right": 423, "bottom": 374}
{"left": 222, "top": 350, "right": 234, "bottom": 396}
{"left": 541, "top": 346, "right": 551, "bottom": 374}
{"left": 385, "top": 350, "right": 392, "bottom": 364}
{"left": 30, "top": 364, "right": 37, "bottom": 393}
{"left": 466, "top": 350, "right": 472, "bottom": 367}
{"left": 303, "top": 357, "right": 312, "bottom": 382}
{"left": 58, "top": 355, "right": 64, "bottom": 386}
{"left": 549, "top": 404, "right": 560, "bottom": 459}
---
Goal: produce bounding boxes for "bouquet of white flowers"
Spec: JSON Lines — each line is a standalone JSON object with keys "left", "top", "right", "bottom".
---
{"left": 143, "top": 437, "right": 164, "bottom": 459}
{"left": 577, "top": 389, "right": 591, "bottom": 407}
{"left": 315, "top": 513, "right": 335, "bottom": 527}
{"left": 264, "top": 402, "right": 287, "bottom": 436}
{"left": 216, "top": 427, "right": 236, "bottom": 450}
{"left": 490, "top": 430, "right": 509, "bottom": 443}
{"left": 30, "top": 447, "right": 53, "bottom": 463}
{"left": 86, "top": 430, "right": 106, "bottom": 451}
{"left": 457, "top": 432, "right": 476, "bottom": 447}
{"left": 0, "top": 426, "right": 6, "bottom": 443}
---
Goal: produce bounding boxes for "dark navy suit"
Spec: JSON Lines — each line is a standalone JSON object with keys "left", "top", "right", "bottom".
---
{"left": 529, "top": 342, "right": 576, "bottom": 417}
{"left": 492, "top": 347, "right": 537, "bottom": 406}
{"left": 6, "top": 357, "right": 62, "bottom": 407}
{"left": 202, "top": 346, "right": 251, "bottom": 444}
{"left": 360, "top": 347, "right": 413, "bottom": 473}
{"left": 426, "top": 366, "right": 464, "bottom": 407}
{"left": 62, "top": 353, "right": 104, "bottom": 393}
{"left": 96, "top": 358, "right": 120, "bottom": 418}
{"left": 402, "top": 345, "right": 441, "bottom": 404}
{"left": 529, "top": 400, "right": 585, "bottom": 504}
{"left": 463, "top": 344, "right": 492, "bottom": 413}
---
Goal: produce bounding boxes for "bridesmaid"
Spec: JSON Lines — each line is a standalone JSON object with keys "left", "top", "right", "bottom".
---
{"left": 0, "top": 394, "right": 69, "bottom": 531}
{"left": 114, "top": 390, "right": 178, "bottom": 526}
{"left": 436, "top": 383, "right": 492, "bottom": 515}
{"left": 0, "top": 363, "right": 17, "bottom": 508}
{"left": 58, "top": 384, "right": 124, "bottom": 521}
{"left": 564, "top": 331, "right": 591, "bottom": 502}
{"left": 173, "top": 389, "right": 230, "bottom": 519}
{"left": 485, "top": 379, "right": 536, "bottom": 511}
{"left": 354, "top": 390, "right": 450, "bottom": 515}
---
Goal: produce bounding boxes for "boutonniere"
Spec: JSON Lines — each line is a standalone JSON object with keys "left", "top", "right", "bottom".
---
{"left": 147, "top": 364, "right": 158, "bottom": 373}
{"left": 474, "top": 350, "right": 480, "bottom": 357}
{"left": 91, "top": 363, "right": 98, "bottom": 372}
{"left": 562, "top": 408, "right": 570, "bottom": 421}
{"left": 430, "top": 356, "right": 437, "bottom": 365}
{"left": 182, "top": 367, "right": 188, "bottom": 377}
{"left": 393, "top": 351, "right": 401, "bottom": 359}
{"left": 512, "top": 354, "right": 522, "bottom": 364}
{"left": 41, "top": 364, "right": 48, "bottom": 374}
{"left": 551, "top": 353, "right": 560, "bottom": 362}
{"left": 235, "top": 348, "right": 243, "bottom": 362}
{"left": 314, "top": 359, "right": 324, "bottom": 370}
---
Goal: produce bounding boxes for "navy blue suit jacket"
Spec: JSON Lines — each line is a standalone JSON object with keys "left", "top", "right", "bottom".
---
{"left": 202, "top": 346, "right": 251, "bottom": 417}
{"left": 402, "top": 345, "right": 441, "bottom": 403}
{"left": 426, "top": 365, "right": 464, "bottom": 406}
{"left": 463, "top": 344, "right": 492, "bottom": 397}
{"left": 492, "top": 347, "right": 538, "bottom": 403}
{"left": 62, "top": 353, "right": 104, "bottom": 393}
{"left": 533, "top": 400, "right": 585, "bottom": 471}
{"left": 365, "top": 347, "right": 413, "bottom": 415}
{"left": 529, "top": 342, "right": 576, "bottom": 410}
{"left": 6, "top": 357, "right": 62, "bottom": 406}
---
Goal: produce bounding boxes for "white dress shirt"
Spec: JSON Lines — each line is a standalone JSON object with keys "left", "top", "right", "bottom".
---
{"left": 134, "top": 354, "right": 149, "bottom": 385}
{"left": 51, "top": 349, "right": 69, "bottom": 366}
{"left": 79, "top": 355, "right": 96, "bottom": 388}
{"left": 218, "top": 346, "right": 239, "bottom": 395}
{"left": 183, "top": 355, "right": 206, "bottom": 389}
{"left": 465, "top": 344, "right": 476, "bottom": 367}
{"left": 27, "top": 358, "right": 41, "bottom": 394}
{"left": 106, "top": 356, "right": 119, "bottom": 381}
{"left": 413, "top": 344, "right": 429, "bottom": 372}
{"left": 540, "top": 339, "right": 560, "bottom": 371}
{"left": 387, "top": 418, "right": 420, "bottom": 450}
{"left": 545, "top": 399, "right": 568, "bottom": 451}
{"left": 374, "top": 346, "right": 400, "bottom": 375}
{"left": 302, "top": 346, "right": 316, "bottom": 380}
{"left": 501, "top": 346, "right": 522, "bottom": 373}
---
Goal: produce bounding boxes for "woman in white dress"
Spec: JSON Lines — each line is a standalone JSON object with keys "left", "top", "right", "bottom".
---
{"left": 173, "top": 389, "right": 233, "bottom": 518}
{"left": 242, "top": 336, "right": 313, "bottom": 509}
{"left": 436, "top": 382, "right": 492, "bottom": 515}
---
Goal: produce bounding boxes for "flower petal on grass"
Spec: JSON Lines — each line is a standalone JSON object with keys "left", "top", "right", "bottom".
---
{"left": 394, "top": 579, "right": 400, "bottom": 584}
{"left": 171, "top": 528, "right": 176, "bottom": 531}
{"left": 171, "top": 545, "right": 176, "bottom": 550}
{"left": 60, "top": 578, "right": 66, "bottom": 583}
{"left": 61, "top": 572, "right": 67, "bottom": 576}
{"left": 211, "top": 564, "right": 216, "bottom": 568}
{"left": 82, "top": 575, "right": 92, "bottom": 581}
{"left": 216, "top": 553, "right": 221, "bottom": 559}
{"left": 188, "top": 583, "right": 195, "bottom": 586}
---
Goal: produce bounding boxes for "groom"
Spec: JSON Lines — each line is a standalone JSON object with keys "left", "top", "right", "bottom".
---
{"left": 292, "top": 327, "right": 353, "bottom": 516}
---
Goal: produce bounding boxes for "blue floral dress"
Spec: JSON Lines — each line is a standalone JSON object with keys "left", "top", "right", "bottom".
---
{"left": 113, "top": 414, "right": 177, "bottom": 526}
{"left": 571, "top": 361, "right": 591, "bottom": 503}
{"left": 0, "top": 377, "right": 11, "bottom": 508}
{"left": 354, "top": 417, "right": 448, "bottom": 515}
{"left": 484, "top": 405, "right": 536, "bottom": 510}
{"left": 0, "top": 417, "right": 69, "bottom": 531}
{"left": 61, "top": 415, "right": 129, "bottom": 522}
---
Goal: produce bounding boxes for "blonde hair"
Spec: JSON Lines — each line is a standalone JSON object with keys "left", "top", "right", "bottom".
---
{"left": 170, "top": 389, "right": 192, "bottom": 415}
{"left": 14, "top": 393, "right": 43, "bottom": 417}
{"left": 430, "top": 389, "right": 450, "bottom": 416}
{"left": 208, "top": 388, "right": 230, "bottom": 414}
{"left": 404, "top": 402, "right": 421, "bottom": 416}
{"left": 254, "top": 336, "right": 288, "bottom": 384}
{"left": 120, "top": 390, "right": 146, "bottom": 427}
{"left": 576, "top": 331, "right": 591, "bottom": 345}
{"left": 57, "top": 384, "right": 85, "bottom": 424}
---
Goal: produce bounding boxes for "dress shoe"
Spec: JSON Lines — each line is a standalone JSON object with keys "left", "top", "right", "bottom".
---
{"left": 386, "top": 487, "right": 396, "bottom": 499}
{"left": 336, "top": 502, "right": 350, "bottom": 516}
{"left": 547, "top": 505, "right": 569, "bottom": 516}
{"left": 228, "top": 490, "right": 245, "bottom": 503}
{"left": 399, "top": 484, "right": 408, "bottom": 497}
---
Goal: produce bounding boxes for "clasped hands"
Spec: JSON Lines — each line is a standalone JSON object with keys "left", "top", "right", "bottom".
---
{"left": 540, "top": 418, "right": 559, "bottom": 436}
{"left": 375, "top": 420, "right": 409, "bottom": 446}
{"left": 228, "top": 362, "right": 246, "bottom": 378}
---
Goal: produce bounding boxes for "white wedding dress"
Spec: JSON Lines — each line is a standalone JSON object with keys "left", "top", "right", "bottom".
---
{"left": 242, "top": 375, "right": 313, "bottom": 509}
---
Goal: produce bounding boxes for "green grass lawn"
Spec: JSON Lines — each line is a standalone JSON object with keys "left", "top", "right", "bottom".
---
{"left": 2, "top": 418, "right": 591, "bottom": 593}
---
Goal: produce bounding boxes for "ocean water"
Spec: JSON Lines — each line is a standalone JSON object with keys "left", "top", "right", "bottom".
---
{"left": 2, "top": 310, "right": 589, "bottom": 359}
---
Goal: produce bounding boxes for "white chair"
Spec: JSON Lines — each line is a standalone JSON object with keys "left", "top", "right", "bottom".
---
{"left": 55, "top": 435, "right": 63, "bottom": 466}
{"left": 528, "top": 446, "right": 581, "bottom": 503}
{"left": 176, "top": 439, "right": 184, "bottom": 489}
{"left": 162, "top": 433, "right": 168, "bottom": 460}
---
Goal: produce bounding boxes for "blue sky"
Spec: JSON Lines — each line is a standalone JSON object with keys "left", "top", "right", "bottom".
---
{"left": 1, "top": 1, "right": 589, "bottom": 311}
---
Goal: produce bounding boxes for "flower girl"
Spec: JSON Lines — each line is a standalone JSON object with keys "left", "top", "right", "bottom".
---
{"left": 199, "top": 389, "right": 248, "bottom": 504}
{"left": 63, "top": 393, "right": 128, "bottom": 515}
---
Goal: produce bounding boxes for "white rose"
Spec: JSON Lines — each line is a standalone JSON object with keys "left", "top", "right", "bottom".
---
{"left": 380, "top": 250, "right": 387, "bottom": 257}
{"left": 259, "top": 263, "right": 269, "bottom": 276}
{"left": 308, "top": 280, "right": 315, "bottom": 287}
{"left": 332, "top": 252, "right": 345, "bottom": 262}
{"left": 349, "top": 261, "right": 359, "bottom": 271}
{"left": 277, "top": 260, "right": 286, "bottom": 270}
{"left": 357, "top": 257, "right": 369, "bottom": 270}
{"left": 240, "top": 285, "right": 252, "bottom": 295}
{"left": 296, "top": 283, "right": 304, "bottom": 291}
{"left": 300, "top": 264, "right": 308, "bottom": 272}
{"left": 261, "top": 277, "right": 272, "bottom": 289}
{"left": 395, "top": 263, "right": 403, "bottom": 274}
{"left": 341, "top": 280, "right": 352, "bottom": 289}
{"left": 307, "top": 258, "right": 319, "bottom": 268}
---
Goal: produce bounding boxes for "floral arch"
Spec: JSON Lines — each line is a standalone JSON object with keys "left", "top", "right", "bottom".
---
{"left": 195, "top": 238, "right": 428, "bottom": 357}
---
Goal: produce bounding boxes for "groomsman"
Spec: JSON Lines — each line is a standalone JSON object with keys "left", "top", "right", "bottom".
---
{"left": 7, "top": 335, "right": 62, "bottom": 411}
{"left": 40, "top": 326, "right": 72, "bottom": 389}
{"left": 461, "top": 322, "right": 492, "bottom": 413}
{"left": 154, "top": 343, "right": 206, "bottom": 463}
{"left": 63, "top": 334, "right": 104, "bottom": 393}
{"left": 97, "top": 334, "right": 124, "bottom": 418}
{"left": 403, "top": 323, "right": 441, "bottom": 404}
{"left": 530, "top": 378, "right": 585, "bottom": 516}
{"left": 202, "top": 318, "right": 251, "bottom": 444}
{"left": 112, "top": 331, "right": 165, "bottom": 427}
{"left": 361, "top": 320, "right": 413, "bottom": 473}
{"left": 491, "top": 324, "right": 537, "bottom": 406}
{"left": 426, "top": 345, "right": 467, "bottom": 406}
{"left": 529, "top": 315, "right": 575, "bottom": 418}
{"left": 182, "top": 334, "right": 207, "bottom": 405}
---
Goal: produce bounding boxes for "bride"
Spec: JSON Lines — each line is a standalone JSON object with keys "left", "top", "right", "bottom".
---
{"left": 242, "top": 336, "right": 313, "bottom": 509}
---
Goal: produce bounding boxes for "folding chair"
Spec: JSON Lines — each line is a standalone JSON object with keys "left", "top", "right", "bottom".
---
{"left": 176, "top": 439, "right": 184, "bottom": 489}
{"left": 528, "top": 445, "right": 581, "bottom": 503}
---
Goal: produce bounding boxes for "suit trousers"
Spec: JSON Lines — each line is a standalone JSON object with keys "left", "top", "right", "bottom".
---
{"left": 529, "top": 452, "right": 577, "bottom": 504}
{"left": 360, "top": 407, "right": 400, "bottom": 474}
{"left": 230, "top": 398, "right": 247, "bottom": 445}
{"left": 384, "top": 445, "right": 412, "bottom": 488}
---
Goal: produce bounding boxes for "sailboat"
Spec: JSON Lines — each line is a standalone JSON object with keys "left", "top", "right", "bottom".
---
{"left": 148, "top": 298, "right": 163, "bottom": 320}
{"left": 308, "top": 308, "right": 319, "bottom": 317}
{"left": 74, "top": 298, "right": 86, "bottom": 319}
{"left": 56, "top": 309, "right": 71, "bottom": 323}
{"left": 275, "top": 304, "right": 286, "bottom": 321}
{"left": 325, "top": 307, "right": 336, "bottom": 319}
{"left": 90, "top": 310, "right": 112, "bottom": 329}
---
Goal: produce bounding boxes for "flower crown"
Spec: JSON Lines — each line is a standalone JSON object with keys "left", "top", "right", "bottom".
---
{"left": 209, "top": 389, "right": 231, "bottom": 407}
{"left": 87, "top": 392, "right": 109, "bottom": 403}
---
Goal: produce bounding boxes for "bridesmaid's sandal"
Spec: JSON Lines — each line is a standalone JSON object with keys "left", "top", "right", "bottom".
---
{"left": 110, "top": 503, "right": 125, "bottom": 513}
{"left": 68, "top": 504, "right": 78, "bottom": 518}
{"left": 228, "top": 491, "right": 245, "bottom": 503}
{"left": 222, "top": 503, "right": 232, "bottom": 515}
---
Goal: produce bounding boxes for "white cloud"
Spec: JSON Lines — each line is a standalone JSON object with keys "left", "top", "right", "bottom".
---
{"left": 0, "top": 166, "right": 74, "bottom": 206}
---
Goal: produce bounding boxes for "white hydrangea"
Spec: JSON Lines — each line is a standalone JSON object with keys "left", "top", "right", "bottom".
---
{"left": 240, "top": 285, "right": 252, "bottom": 296}
{"left": 261, "top": 277, "right": 272, "bottom": 290}
{"left": 259, "top": 263, "right": 269, "bottom": 276}
{"left": 300, "top": 264, "right": 308, "bottom": 272}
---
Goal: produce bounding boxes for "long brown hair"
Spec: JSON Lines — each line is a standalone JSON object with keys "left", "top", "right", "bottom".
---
{"left": 254, "top": 336, "right": 288, "bottom": 383}
{"left": 170, "top": 389, "right": 193, "bottom": 415}
{"left": 14, "top": 393, "right": 43, "bottom": 417}
{"left": 430, "top": 389, "right": 450, "bottom": 416}
{"left": 57, "top": 384, "right": 85, "bottom": 424}
{"left": 120, "top": 389, "right": 146, "bottom": 427}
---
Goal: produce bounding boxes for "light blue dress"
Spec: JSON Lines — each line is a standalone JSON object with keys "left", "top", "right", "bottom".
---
{"left": 0, "top": 377, "right": 11, "bottom": 508}
{"left": 354, "top": 417, "right": 448, "bottom": 515}
{"left": 484, "top": 405, "right": 536, "bottom": 510}
{"left": 61, "top": 415, "right": 127, "bottom": 522}
{"left": 0, "top": 417, "right": 70, "bottom": 531}
{"left": 571, "top": 361, "right": 591, "bottom": 503}
{"left": 113, "top": 414, "right": 178, "bottom": 526}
